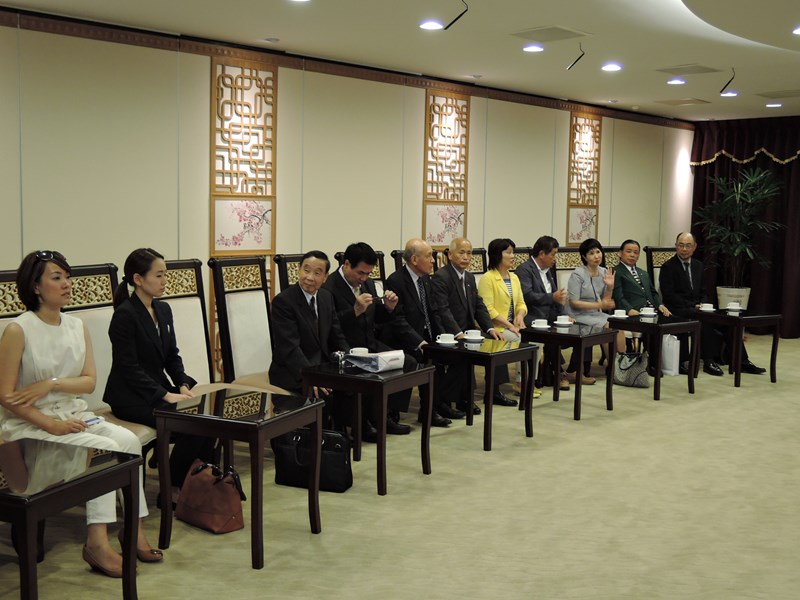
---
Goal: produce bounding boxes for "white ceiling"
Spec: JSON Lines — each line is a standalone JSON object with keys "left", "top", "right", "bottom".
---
{"left": 4, "top": 0, "right": 800, "bottom": 122}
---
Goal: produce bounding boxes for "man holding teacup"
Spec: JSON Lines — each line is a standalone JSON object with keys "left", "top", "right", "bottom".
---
{"left": 659, "top": 232, "right": 764, "bottom": 376}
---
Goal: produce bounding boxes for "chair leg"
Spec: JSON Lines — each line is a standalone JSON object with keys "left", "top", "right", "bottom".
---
{"left": 11, "top": 520, "right": 46, "bottom": 564}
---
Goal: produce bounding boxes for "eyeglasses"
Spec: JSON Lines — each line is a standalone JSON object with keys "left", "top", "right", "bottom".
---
{"left": 34, "top": 250, "right": 66, "bottom": 262}
{"left": 676, "top": 243, "right": 695, "bottom": 249}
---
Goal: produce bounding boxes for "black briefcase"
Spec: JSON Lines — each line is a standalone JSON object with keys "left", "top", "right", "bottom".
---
{"left": 271, "top": 427, "right": 352, "bottom": 493}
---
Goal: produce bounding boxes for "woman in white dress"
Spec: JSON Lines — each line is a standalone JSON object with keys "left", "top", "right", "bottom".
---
{"left": 565, "top": 239, "right": 625, "bottom": 380}
{"left": 0, "top": 250, "right": 162, "bottom": 578}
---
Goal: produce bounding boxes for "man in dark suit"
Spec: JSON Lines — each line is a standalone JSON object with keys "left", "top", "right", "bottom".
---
{"left": 431, "top": 237, "right": 509, "bottom": 410}
{"left": 322, "top": 242, "right": 413, "bottom": 438}
{"left": 268, "top": 250, "right": 350, "bottom": 397}
{"left": 659, "top": 232, "right": 764, "bottom": 375}
{"left": 382, "top": 238, "right": 459, "bottom": 427}
{"left": 516, "top": 235, "right": 572, "bottom": 390}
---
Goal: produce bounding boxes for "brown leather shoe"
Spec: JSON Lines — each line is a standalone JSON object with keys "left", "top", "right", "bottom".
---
{"left": 83, "top": 545, "right": 123, "bottom": 578}
{"left": 559, "top": 375, "right": 570, "bottom": 390}
{"left": 565, "top": 371, "right": 596, "bottom": 385}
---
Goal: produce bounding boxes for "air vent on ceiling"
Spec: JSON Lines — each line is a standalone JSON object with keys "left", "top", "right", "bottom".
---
{"left": 512, "top": 26, "right": 590, "bottom": 43}
{"left": 756, "top": 89, "right": 800, "bottom": 99}
{"left": 655, "top": 98, "right": 711, "bottom": 106}
{"left": 656, "top": 65, "right": 722, "bottom": 76}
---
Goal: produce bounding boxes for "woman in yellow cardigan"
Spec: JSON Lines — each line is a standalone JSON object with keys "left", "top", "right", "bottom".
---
{"left": 478, "top": 238, "right": 528, "bottom": 404}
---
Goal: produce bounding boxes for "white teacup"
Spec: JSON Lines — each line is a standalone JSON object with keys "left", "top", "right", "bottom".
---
{"left": 700, "top": 303, "right": 713, "bottom": 311}
{"left": 613, "top": 309, "right": 626, "bottom": 317}
{"left": 726, "top": 302, "right": 741, "bottom": 310}
{"left": 350, "top": 347, "right": 368, "bottom": 355}
{"left": 464, "top": 329, "right": 482, "bottom": 340}
{"left": 436, "top": 333, "right": 455, "bottom": 344}
{"left": 534, "top": 318, "right": 548, "bottom": 328}
{"left": 641, "top": 307, "right": 656, "bottom": 315}
{"left": 555, "top": 316, "right": 571, "bottom": 325}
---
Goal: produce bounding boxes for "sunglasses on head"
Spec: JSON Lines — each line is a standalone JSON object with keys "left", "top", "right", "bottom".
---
{"left": 35, "top": 250, "right": 66, "bottom": 262}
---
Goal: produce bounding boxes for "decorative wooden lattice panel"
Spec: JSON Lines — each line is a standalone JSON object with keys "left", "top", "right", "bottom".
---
{"left": 566, "top": 112, "right": 601, "bottom": 246}
{"left": 211, "top": 59, "right": 277, "bottom": 257}
{"left": 423, "top": 90, "right": 469, "bottom": 248}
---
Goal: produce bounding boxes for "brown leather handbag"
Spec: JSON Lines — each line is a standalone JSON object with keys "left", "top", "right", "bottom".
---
{"left": 176, "top": 459, "right": 247, "bottom": 534}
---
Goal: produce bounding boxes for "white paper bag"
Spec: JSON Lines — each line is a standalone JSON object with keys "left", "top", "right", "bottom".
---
{"left": 661, "top": 334, "right": 680, "bottom": 376}
{"left": 345, "top": 349, "right": 405, "bottom": 373}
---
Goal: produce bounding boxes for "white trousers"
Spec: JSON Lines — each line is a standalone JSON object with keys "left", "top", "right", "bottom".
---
{"left": 500, "top": 329, "right": 525, "bottom": 383}
{"left": 17, "top": 419, "right": 148, "bottom": 525}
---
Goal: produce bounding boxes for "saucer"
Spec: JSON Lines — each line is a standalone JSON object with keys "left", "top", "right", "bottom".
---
{"left": 437, "top": 340, "right": 457, "bottom": 346}
{"left": 699, "top": 307, "right": 715, "bottom": 312}
{"left": 531, "top": 324, "right": 550, "bottom": 329}
{"left": 612, "top": 314, "right": 627, "bottom": 319}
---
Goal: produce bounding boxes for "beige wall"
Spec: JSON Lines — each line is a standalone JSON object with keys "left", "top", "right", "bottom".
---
{"left": 0, "top": 24, "right": 693, "bottom": 277}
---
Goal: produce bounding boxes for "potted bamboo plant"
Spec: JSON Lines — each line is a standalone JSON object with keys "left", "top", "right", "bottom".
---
{"left": 694, "top": 166, "right": 784, "bottom": 309}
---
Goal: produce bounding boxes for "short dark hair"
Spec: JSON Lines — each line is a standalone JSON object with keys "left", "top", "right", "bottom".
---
{"left": 16, "top": 250, "right": 72, "bottom": 312}
{"left": 619, "top": 239, "right": 640, "bottom": 252}
{"left": 487, "top": 238, "right": 515, "bottom": 270}
{"left": 301, "top": 250, "right": 330, "bottom": 273}
{"left": 113, "top": 248, "right": 165, "bottom": 308}
{"left": 578, "top": 238, "right": 604, "bottom": 265}
{"left": 532, "top": 236, "right": 559, "bottom": 257}
{"left": 343, "top": 242, "right": 377, "bottom": 269}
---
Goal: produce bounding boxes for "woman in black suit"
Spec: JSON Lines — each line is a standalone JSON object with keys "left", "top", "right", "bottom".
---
{"left": 103, "top": 248, "right": 213, "bottom": 489}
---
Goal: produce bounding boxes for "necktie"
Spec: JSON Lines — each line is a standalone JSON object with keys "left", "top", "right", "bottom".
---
{"left": 630, "top": 267, "right": 653, "bottom": 307}
{"left": 352, "top": 286, "right": 360, "bottom": 297}
{"left": 309, "top": 296, "right": 317, "bottom": 319}
{"left": 683, "top": 262, "right": 693, "bottom": 290}
{"left": 417, "top": 277, "right": 432, "bottom": 337}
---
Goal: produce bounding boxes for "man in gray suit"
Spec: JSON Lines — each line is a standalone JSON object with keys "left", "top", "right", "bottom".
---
{"left": 516, "top": 235, "right": 571, "bottom": 390}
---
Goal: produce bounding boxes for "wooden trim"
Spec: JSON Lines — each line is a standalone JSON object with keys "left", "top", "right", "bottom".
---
{"left": 0, "top": 6, "right": 695, "bottom": 131}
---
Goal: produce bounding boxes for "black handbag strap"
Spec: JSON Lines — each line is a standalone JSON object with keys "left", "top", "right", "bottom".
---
{"left": 190, "top": 462, "right": 247, "bottom": 501}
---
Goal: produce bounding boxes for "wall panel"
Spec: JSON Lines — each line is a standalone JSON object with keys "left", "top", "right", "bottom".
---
{"left": 0, "top": 26, "right": 21, "bottom": 263}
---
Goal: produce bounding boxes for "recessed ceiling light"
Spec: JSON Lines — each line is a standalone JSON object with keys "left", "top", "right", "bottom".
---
{"left": 720, "top": 91, "right": 738, "bottom": 97}
{"left": 667, "top": 78, "right": 685, "bottom": 85}
{"left": 420, "top": 20, "right": 444, "bottom": 30}
{"left": 290, "top": 0, "right": 311, "bottom": 2}
{"left": 523, "top": 44, "right": 544, "bottom": 53}
{"left": 766, "top": 103, "right": 782, "bottom": 108}
{"left": 793, "top": 26, "right": 800, "bottom": 35}
{"left": 607, "top": 99, "right": 618, "bottom": 103}
{"left": 262, "top": 37, "right": 280, "bottom": 43}
{"left": 602, "top": 63, "right": 622, "bottom": 72}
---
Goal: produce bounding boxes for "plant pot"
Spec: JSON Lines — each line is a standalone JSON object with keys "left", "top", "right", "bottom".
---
{"left": 716, "top": 286, "right": 751, "bottom": 310}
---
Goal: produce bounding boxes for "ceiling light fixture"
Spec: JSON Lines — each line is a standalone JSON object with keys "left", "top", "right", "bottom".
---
{"left": 523, "top": 44, "right": 544, "bottom": 53}
{"left": 667, "top": 78, "right": 685, "bottom": 85}
{"left": 566, "top": 43, "right": 585, "bottom": 70}
{"left": 793, "top": 26, "right": 800, "bottom": 35}
{"left": 602, "top": 63, "right": 622, "bottom": 72}
{"left": 766, "top": 103, "right": 782, "bottom": 108}
{"left": 420, "top": 20, "right": 443, "bottom": 30}
{"left": 719, "top": 67, "right": 736, "bottom": 95}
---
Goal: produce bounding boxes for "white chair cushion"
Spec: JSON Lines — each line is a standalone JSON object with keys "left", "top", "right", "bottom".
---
{"left": 227, "top": 291, "right": 272, "bottom": 379}
{"left": 161, "top": 296, "right": 210, "bottom": 385}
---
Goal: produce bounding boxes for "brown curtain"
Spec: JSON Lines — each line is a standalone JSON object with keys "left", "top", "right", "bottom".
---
{"left": 690, "top": 116, "right": 800, "bottom": 338}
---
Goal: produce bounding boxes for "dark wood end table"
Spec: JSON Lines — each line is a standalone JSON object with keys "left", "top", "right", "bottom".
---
{"left": 607, "top": 314, "right": 700, "bottom": 401}
{"left": 0, "top": 440, "right": 141, "bottom": 600}
{"left": 521, "top": 324, "right": 616, "bottom": 420}
{"left": 301, "top": 363, "right": 435, "bottom": 496}
{"left": 423, "top": 339, "right": 538, "bottom": 450}
{"left": 693, "top": 310, "right": 781, "bottom": 387}
{"left": 155, "top": 388, "right": 324, "bottom": 569}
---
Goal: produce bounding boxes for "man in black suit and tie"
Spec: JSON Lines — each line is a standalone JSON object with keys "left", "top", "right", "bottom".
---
{"left": 382, "top": 238, "right": 459, "bottom": 427}
{"left": 516, "top": 235, "right": 571, "bottom": 390}
{"left": 659, "top": 232, "right": 764, "bottom": 376}
{"left": 268, "top": 250, "right": 350, "bottom": 398}
{"left": 322, "top": 242, "right": 413, "bottom": 438}
{"left": 431, "top": 237, "right": 510, "bottom": 410}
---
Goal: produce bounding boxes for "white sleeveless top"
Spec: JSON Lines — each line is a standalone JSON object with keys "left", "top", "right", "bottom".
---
{"left": 1, "top": 311, "right": 91, "bottom": 439}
